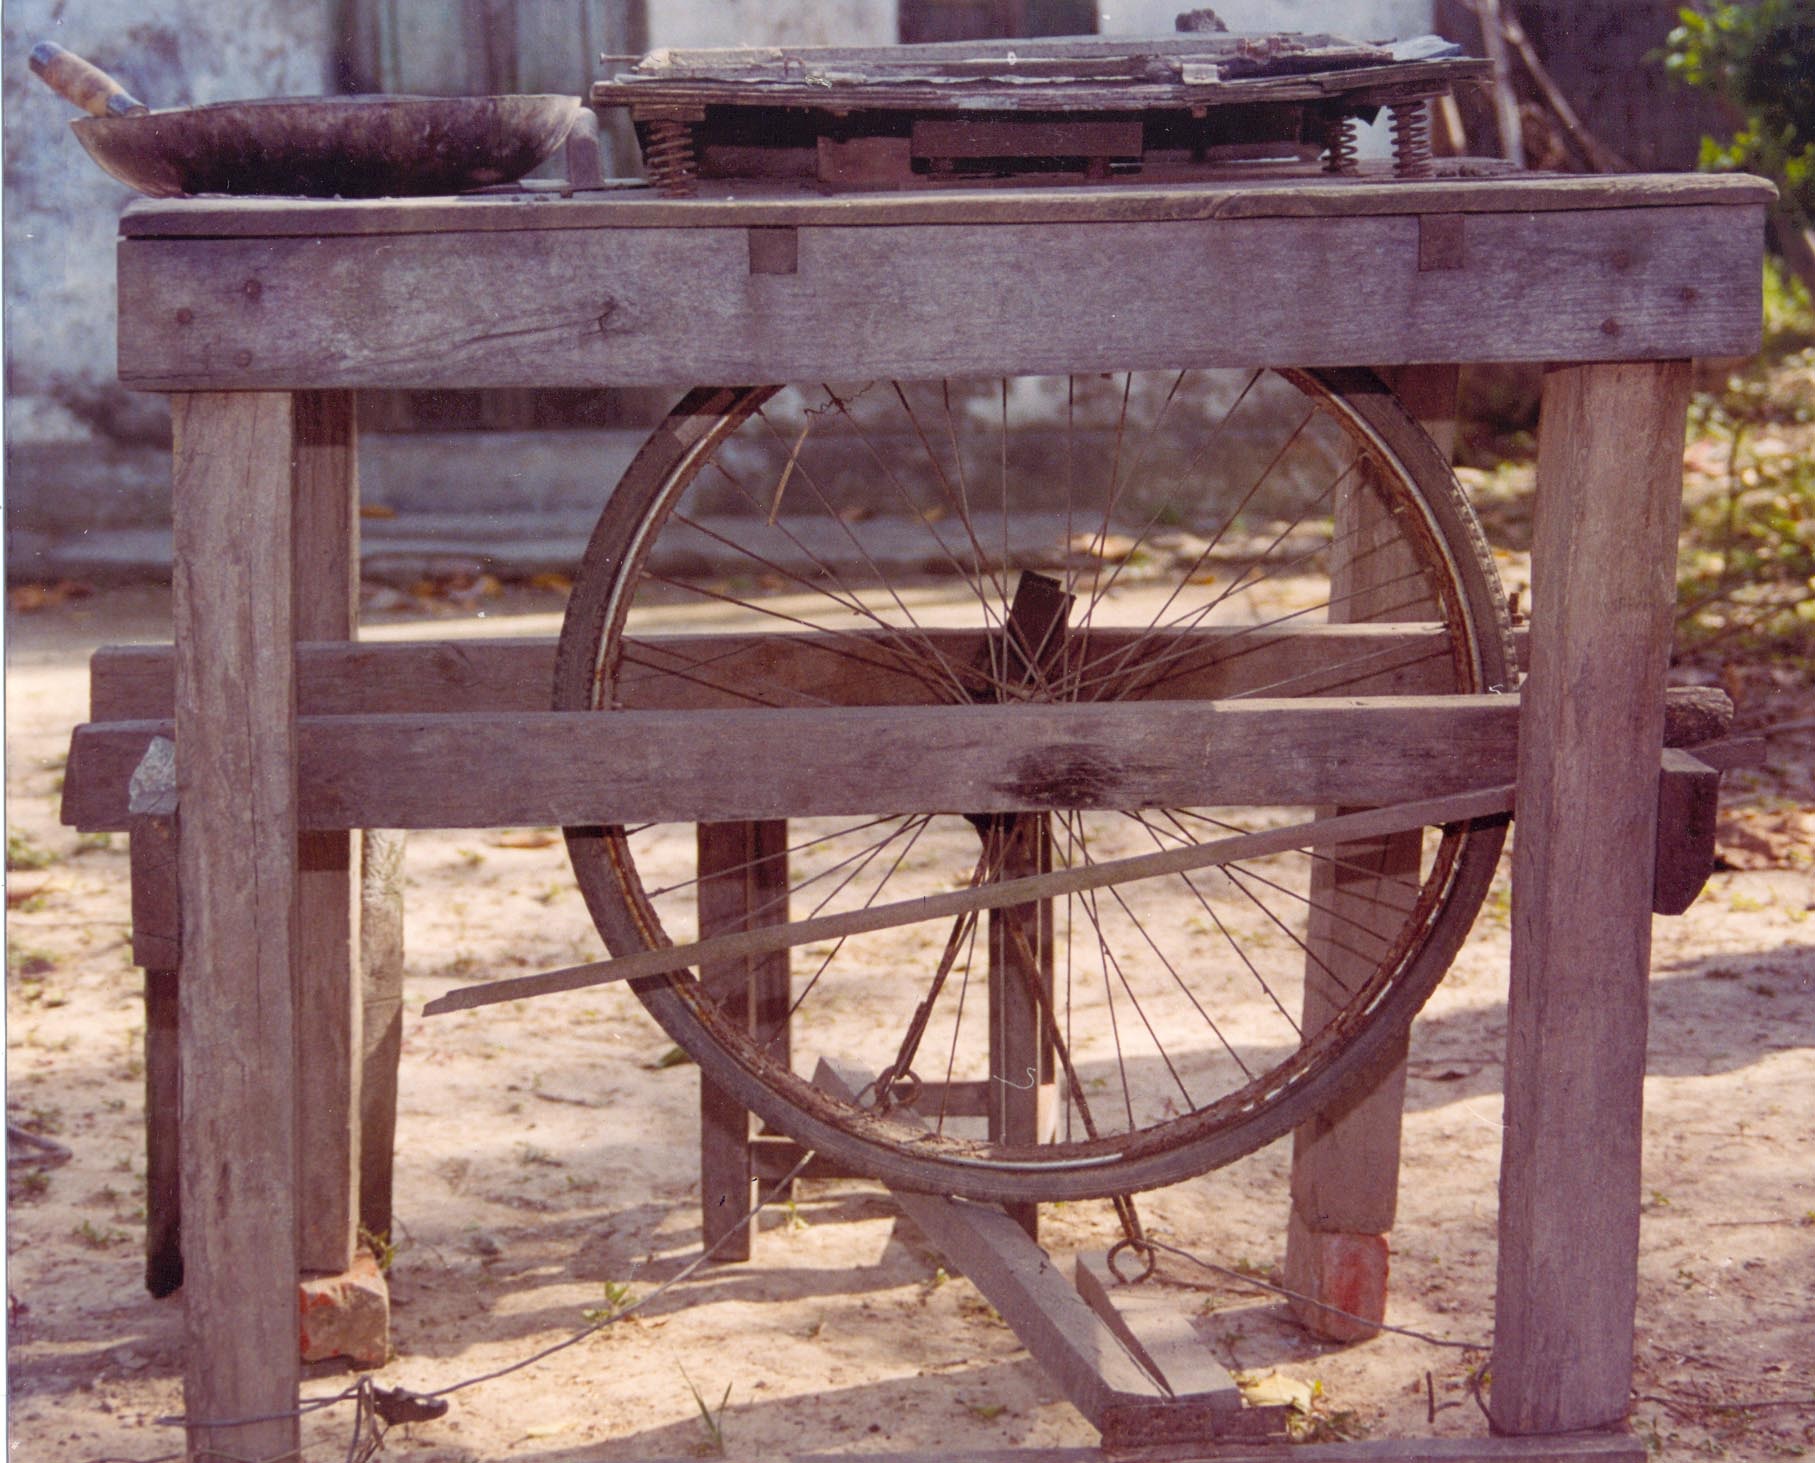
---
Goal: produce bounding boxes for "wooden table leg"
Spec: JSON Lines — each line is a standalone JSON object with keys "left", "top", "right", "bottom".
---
{"left": 173, "top": 392, "right": 302, "bottom": 1462}
{"left": 129, "top": 783, "right": 184, "bottom": 1299}
{"left": 988, "top": 813, "right": 1052, "bottom": 1243}
{"left": 697, "top": 820, "right": 790, "bottom": 1261}
{"left": 292, "top": 390, "right": 363, "bottom": 1275}
{"left": 1490, "top": 360, "right": 1692, "bottom": 1434}
{"left": 359, "top": 828, "right": 408, "bottom": 1250}
{"left": 1285, "top": 364, "right": 1456, "bottom": 1341}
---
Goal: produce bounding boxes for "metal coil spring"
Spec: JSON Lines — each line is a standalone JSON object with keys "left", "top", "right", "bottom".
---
{"left": 642, "top": 119, "right": 699, "bottom": 198}
{"left": 1323, "top": 115, "right": 1359, "bottom": 175}
{"left": 1391, "top": 100, "right": 1434, "bottom": 179}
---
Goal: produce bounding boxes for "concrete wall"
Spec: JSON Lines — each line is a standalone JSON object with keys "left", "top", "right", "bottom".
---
{"left": 2, "top": 1, "right": 900, "bottom": 582}
{"left": 647, "top": 0, "right": 895, "bottom": 50}
{"left": 4, "top": 1, "right": 334, "bottom": 563}
{"left": 1099, "top": 1, "right": 1433, "bottom": 42}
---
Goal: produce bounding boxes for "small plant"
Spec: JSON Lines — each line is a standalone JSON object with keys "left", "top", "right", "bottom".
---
{"left": 72, "top": 831, "right": 114, "bottom": 856}
{"left": 11, "top": 1170, "right": 50, "bottom": 1201}
{"left": 72, "top": 1219, "right": 125, "bottom": 1250}
{"left": 677, "top": 1363, "right": 731, "bottom": 1457}
{"left": 581, "top": 1278, "right": 637, "bottom": 1324}
{"left": 360, "top": 1226, "right": 399, "bottom": 1272}
{"left": 1664, "top": 2, "right": 1814, "bottom": 224}
{"left": 6, "top": 829, "right": 55, "bottom": 872}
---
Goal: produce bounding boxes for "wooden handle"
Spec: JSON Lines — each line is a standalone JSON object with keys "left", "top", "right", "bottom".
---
{"left": 29, "top": 41, "right": 147, "bottom": 118}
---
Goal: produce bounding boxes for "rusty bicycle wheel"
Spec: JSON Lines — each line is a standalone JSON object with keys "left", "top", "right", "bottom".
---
{"left": 556, "top": 366, "right": 1514, "bottom": 1201}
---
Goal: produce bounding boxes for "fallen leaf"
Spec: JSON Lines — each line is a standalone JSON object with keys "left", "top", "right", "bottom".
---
{"left": 7, "top": 581, "right": 93, "bottom": 613}
{"left": 1716, "top": 807, "right": 1814, "bottom": 871}
{"left": 490, "top": 830, "right": 560, "bottom": 850}
{"left": 1241, "top": 1372, "right": 1316, "bottom": 1412}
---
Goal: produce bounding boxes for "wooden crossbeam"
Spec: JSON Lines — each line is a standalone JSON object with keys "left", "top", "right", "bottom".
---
{"left": 85, "top": 623, "right": 1479, "bottom": 721}
{"left": 63, "top": 695, "right": 1523, "bottom": 834}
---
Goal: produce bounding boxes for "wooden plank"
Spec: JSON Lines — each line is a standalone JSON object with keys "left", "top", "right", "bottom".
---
{"left": 116, "top": 205, "right": 1765, "bottom": 391}
{"left": 116, "top": 173, "right": 1778, "bottom": 239}
{"left": 1100, "top": 1433, "right": 1645, "bottom": 1462}
{"left": 614, "top": 32, "right": 1389, "bottom": 77}
{"left": 67, "top": 685, "right": 1729, "bottom": 836}
{"left": 171, "top": 391, "right": 300, "bottom": 1463}
{"left": 86, "top": 622, "right": 1491, "bottom": 722}
{"left": 65, "top": 695, "right": 1527, "bottom": 833}
{"left": 911, "top": 118, "right": 1144, "bottom": 159}
{"left": 812, "top": 1062, "right": 1163, "bottom": 1429}
{"left": 1489, "top": 361, "right": 1693, "bottom": 1435}
{"left": 597, "top": 63, "right": 1474, "bottom": 114}
{"left": 425, "top": 784, "right": 1517, "bottom": 1017}
{"left": 1652, "top": 748, "right": 1720, "bottom": 916}
{"left": 1074, "top": 1251, "right": 1241, "bottom": 1407}
{"left": 791, "top": 1438, "right": 1641, "bottom": 1463}
{"left": 291, "top": 389, "right": 361, "bottom": 1277}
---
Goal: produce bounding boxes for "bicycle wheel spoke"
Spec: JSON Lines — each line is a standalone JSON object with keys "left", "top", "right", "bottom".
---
{"left": 558, "top": 368, "right": 1513, "bottom": 1200}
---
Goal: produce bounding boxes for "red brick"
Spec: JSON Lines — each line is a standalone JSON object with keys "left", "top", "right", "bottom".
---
{"left": 298, "top": 1249, "right": 390, "bottom": 1367}
{"left": 1283, "top": 1210, "right": 1389, "bottom": 1343}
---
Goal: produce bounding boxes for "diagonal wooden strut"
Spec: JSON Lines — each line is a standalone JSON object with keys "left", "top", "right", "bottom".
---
{"left": 423, "top": 781, "right": 1514, "bottom": 1017}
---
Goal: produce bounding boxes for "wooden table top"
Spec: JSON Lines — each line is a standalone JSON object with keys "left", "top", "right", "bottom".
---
{"left": 118, "top": 169, "right": 1776, "bottom": 239}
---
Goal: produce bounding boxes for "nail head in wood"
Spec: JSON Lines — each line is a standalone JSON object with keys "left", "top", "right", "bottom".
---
{"left": 748, "top": 226, "right": 799, "bottom": 275}
{"left": 1419, "top": 214, "right": 1465, "bottom": 271}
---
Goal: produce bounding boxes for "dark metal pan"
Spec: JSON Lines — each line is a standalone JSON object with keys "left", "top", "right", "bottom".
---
{"left": 31, "top": 41, "right": 580, "bottom": 198}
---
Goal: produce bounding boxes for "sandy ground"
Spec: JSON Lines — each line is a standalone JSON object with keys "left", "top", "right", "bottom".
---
{"left": 5, "top": 583, "right": 1812, "bottom": 1463}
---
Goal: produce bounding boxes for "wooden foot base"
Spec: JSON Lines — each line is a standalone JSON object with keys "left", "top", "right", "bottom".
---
{"left": 815, "top": 1062, "right": 1281, "bottom": 1452}
{"left": 1283, "top": 1210, "right": 1389, "bottom": 1343}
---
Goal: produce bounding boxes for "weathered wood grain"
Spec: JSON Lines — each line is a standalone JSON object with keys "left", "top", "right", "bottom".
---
{"left": 1490, "top": 361, "right": 1693, "bottom": 1435}
{"left": 117, "top": 205, "right": 1764, "bottom": 391}
{"left": 358, "top": 829, "right": 407, "bottom": 1249}
{"left": 66, "top": 696, "right": 1525, "bottom": 833}
{"left": 1652, "top": 748, "right": 1720, "bottom": 916}
{"left": 67, "top": 686, "right": 1727, "bottom": 842}
{"left": 128, "top": 739, "right": 182, "bottom": 1298}
{"left": 116, "top": 169, "right": 1777, "bottom": 239}
{"left": 85, "top": 622, "right": 1487, "bottom": 722}
{"left": 795, "top": 1437, "right": 1641, "bottom": 1463}
{"left": 1074, "top": 1251, "right": 1242, "bottom": 1407}
{"left": 696, "top": 820, "right": 789, "bottom": 1262}
{"left": 291, "top": 389, "right": 361, "bottom": 1277}
{"left": 1096, "top": 1433, "right": 1645, "bottom": 1462}
{"left": 170, "top": 392, "right": 300, "bottom": 1463}
{"left": 814, "top": 1062, "right": 1162, "bottom": 1428}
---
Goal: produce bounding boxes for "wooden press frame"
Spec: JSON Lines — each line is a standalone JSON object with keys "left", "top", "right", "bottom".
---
{"left": 88, "top": 170, "right": 1767, "bottom": 1461}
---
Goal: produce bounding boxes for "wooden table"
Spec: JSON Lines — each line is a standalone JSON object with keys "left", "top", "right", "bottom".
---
{"left": 105, "top": 170, "right": 1766, "bottom": 1461}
